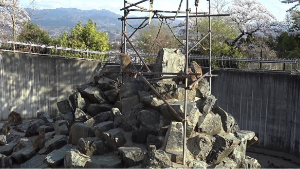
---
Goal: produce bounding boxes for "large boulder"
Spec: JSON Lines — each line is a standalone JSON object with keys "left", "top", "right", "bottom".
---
{"left": 0, "top": 154, "right": 12, "bottom": 168}
{"left": 213, "top": 106, "right": 237, "bottom": 133}
{"left": 206, "top": 133, "right": 240, "bottom": 165}
{"left": 118, "top": 147, "right": 144, "bottom": 167}
{"left": 97, "top": 76, "right": 117, "bottom": 91}
{"left": 11, "top": 146, "right": 36, "bottom": 164}
{"left": 187, "top": 133, "right": 215, "bottom": 161}
{"left": 37, "top": 111, "right": 53, "bottom": 123}
{"left": 68, "top": 123, "right": 95, "bottom": 145}
{"left": 0, "top": 142, "right": 17, "bottom": 156}
{"left": 195, "top": 78, "right": 210, "bottom": 98}
{"left": 86, "top": 104, "right": 113, "bottom": 117}
{"left": 62, "top": 112, "right": 74, "bottom": 128}
{"left": 64, "top": 149, "right": 91, "bottom": 168}
{"left": 152, "top": 80, "right": 178, "bottom": 100}
{"left": 77, "top": 137, "right": 109, "bottom": 156}
{"left": 97, "top": 128, "right": 126, "bottom": 151}
{"left": 121, "top": 95, "right": 140, "bottom": 116}
{"left": 142, "top": 145, "right": 172, "bottom": 168}
{"left": 25, "top": 119, "right": 46, "bottom": 137}
{"left": 84, "top": 111, "right": 113, "bottom": 127}
{"left": 240, "top": 156, "right": 261, "bottom": 168}
{"left": 54, "top": 120, "right": 69, "bottom": 135}
{"left": 85, "top": 152, "right": 123, "bottom": 168}
{"left": 215, "top": 158, "right": 238, "bottom": 168}
{"left": 81, "top": 86, "right": 107, "bottom": 104}
{"left": 111, "top": 108, "right": 123, "bottom": 128}
{"left": 163, "top": 122, "right": 183, "bottom": 162}
{"left": 177, "top": 87, "right": 196, "bottom": 102}
{"left": 39, "top": 135, "right": 68, "bottom": 154}
{"left": 198, "top": 112, "right": 223, "bottom": 135}
{"left": 94, "top": 121, "right": 115, "bottom": 138}
{"left": 153, "top": 48, "right": 185, "bottom": 81}
{"left": 69, "top": 91, "right": 90, "bottom": 111}
{"left": 119, "top": 81, "right": 142, "bottom": 99}
{"left": 57, "top": 99, "right": 73, "bottom": 114}
{"left": 45, "top": 144, "right": 72, "bottom": 168}
{"left": 187, "top": 160, "right": 207, "bottom": 169}
{"left": 103, "top": 89, "right": 119, "bottom": 104}
{"left": 74, "top": 108, "right": 89, "bottom": 123}
{"left": 197, "top": 95, "right": 217, "bottom": 114}
{"left": 20, "top": 155, "right": 47, "bottom": 168}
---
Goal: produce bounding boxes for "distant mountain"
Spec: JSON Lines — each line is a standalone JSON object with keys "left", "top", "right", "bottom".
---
{"left": 30, "top": 8, "right": 183, "bottom": 41}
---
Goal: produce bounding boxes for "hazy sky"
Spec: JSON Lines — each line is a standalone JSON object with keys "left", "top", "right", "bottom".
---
{"left": 19, "top": 0, "right": 292, "bottom": 21}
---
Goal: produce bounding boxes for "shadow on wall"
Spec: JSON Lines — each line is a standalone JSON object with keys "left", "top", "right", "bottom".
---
{"left": 0, "top": 52, "right": 103, "bottom": 120}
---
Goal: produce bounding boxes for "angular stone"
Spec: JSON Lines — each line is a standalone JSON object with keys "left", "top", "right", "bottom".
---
{"left": 84, "top": 111, "right": 113, "bottom": 127}
{"left": 152, "top": 80, "right": 179, "bottom": 100}
{"left": 94, "top": 121, "right": 114, "bottom": 138}
{"left": 11, "top": 146, "right": 36, "bottom": 164}
{"left": 74, "top": 108, "right": 89, "bottom": 123}
{"left": 195, "top": 78, "right": 210, "bottom": 98}
{"left": 103, "top": 89, "right": 119, "bottom": 104}
{"left": 213, "top": 107, "right": 237, "bottom": 133}
{"left": 0, "top": 154, "right": 12, "bottom": 168}
{"left": 82, "top": 86, "right": 107, "bottom": 104}
{"left": 188, "top": 160, "right": 207, "bottom": 169}
{"left": 121, "top": 95, "right": 139, "bottom": 116}
{"left": 111, "top": 108, "right": 123, "bottom": 128}
{"left": 197, "top": 95, "right": 217, "bottom": 114}
{"left": 206, "top": 133, "right": 240, "bottom": 165}
{"left": 119, "top": 82, "right": 141, "bottom": 99}
{"left": 63, "top": 112, "right": 74, "bottom": 127}
{"left": 240, "top": 156, "right": 261, "bottom": 168}
{"left": 13, "top": 138, "right": 32, "bottom": 152}
{"left": 0, "top": 142, "right": 17, "bottom": 156}
{"left": 37, "top": 111, "right": 53, "bottom": 123}
{"left": 99, "top": 128, "right": 126, "bottom": 150}
{"left": 97, "top": 76, "right": 117, "bottom": 91}
{"left": 118, "top": 147, "right": 144, "bottom": 167}
{"left": 86, "top": 103, "right": 113, "bottom": 117}
{"left": 177, "top": 87, "right": 196, "bottom": 102}
{"left": 215, "top": 158, "right": 238, "bottom": 168}
{"left": 76, "top": 83, "right": 93, "bottom": 94}
{"left": 0, "top": 135, "right": 7, "bottom": 145}
{"left": 39, "top": 135, "right": 68, "bottom": 154}
{"left": 39, "top": 125, "right": 55, "bottom": 134}
{"left": 140, "top": 94, "right": 164, "bottom": 110}
{"left": 146, "top": 134, "right": 163, "bottom": 150}
{"left": 164, "top": 122, "right": 183, "bottom": 155}
{"left": 64, "top": 149, "right": 91, "bottom": 168}
{"left": 68, "top": 123, "right": 95, "bottom": 145}
{"left": 85, "top": 152, "right": 123, "bottom": 168}
{"left": 69, "top": 91, "right": 90, "bottom": 111}
{"left": 77, "top": 137, "right": 98, "bottom": 154}
{"left": 187, "top": 133, "right": 215, "bottom": 161}
{"left": 153, "top": 48, "right": 185, "bottom": 81}
{"left": 114, "top": 101, "right": 122, "bottom": 111}
{"left": 21, "top": 155, "right": 47, "bottom": 168}
{"left": 45, "top": 144, "right": 72, "bottom": 168}
{"left": 57, "top": 99, "right": 73, "bottom": 114}
{"left": 54, "top": 120, "right": 69, "bottom": 135}
{"left": 25, "top": 119, "right": 46, "bottom": 137}
{"left": 235, "top": 130, "right": 255, "bottom": 141}
{"left": 198, "top": 113, "right": 223, "bottom": 135}
{"left": 142, "top": 146, "right": 172, "bottom": 168}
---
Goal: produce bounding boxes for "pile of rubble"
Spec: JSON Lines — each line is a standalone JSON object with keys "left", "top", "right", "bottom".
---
{"left": 0, "top": 49, "right": 260, "bottom": 168}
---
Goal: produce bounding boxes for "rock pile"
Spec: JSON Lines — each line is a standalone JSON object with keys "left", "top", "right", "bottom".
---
{"left": 0, "top": 49, "right": 260, "bottom": 168}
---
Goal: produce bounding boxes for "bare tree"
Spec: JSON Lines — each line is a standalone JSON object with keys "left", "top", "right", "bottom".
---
{"left": 0, "top": 0, "right": 30, "bottom": 45}
{"left": 281, "top": 0, "right": 300, "bottom": 11}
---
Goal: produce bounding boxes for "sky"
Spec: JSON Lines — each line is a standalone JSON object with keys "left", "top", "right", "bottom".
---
{"left": 19, "top": 0, "right": 293, "bottom": 21}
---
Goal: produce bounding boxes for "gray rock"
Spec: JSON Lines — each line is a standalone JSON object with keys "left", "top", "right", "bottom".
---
{"left": 206, "top": 133, "right": 240, "bottom": 165}
{"left": 13, "top": 138, "right": 32, "bottom": 152}
{"left": 164, "top": 122, "right": 183, "bottom": 155}
{"left": 114, "top": 101, "right": 122, "bottom": 111}
{"left": 198, "top": 113, "right": 223, "bottom": 135}
{"left": 0, "top": 135, "right": 7, "bottom": 145}
{"left": 188, "top": 160, "right": 207, "bottom": 169}
{"left": 152, "top": 80, "right": 179, "bottom": 100}
{"left": 94, "top": 121, "right": 114, "bottom": 138}
{"left": 121, "top": 95, "right": 140, "bottom": 116}
{"left": 177, "top": 87, "right": 196, "bottom": 102}
{"left": 54, "top": 120, "right": 69, "bottom": 135}
{"left": 153, "top": 48, "right": 185, "bottom": 81}
{"left": 235, "top": 130, "right": 255, "bottom": 141}
{"left": 103, "top": 89, "right": 119, "bottom": 104}
{"left": 14, "top": 121, "right": 31, "bottom": 132}
{"left": 68, "top": 123, "right": 95, "bottom": 145}
{"left": 77, "top": 137, "right": 98, "bottom": 154}
{"left": 37, "top": 111, "right": 53, "bottom": 123}
{"left": 82, "top": 86, "right": 107, "bottom": 104}
{"left": 0, "top": 154, "right": 12, "bottom": 168}
{"left": 64, "top": 149, "right": 91, "bottom": 168}
{"left": 25, "top": 119, "right": 46, "bottom": 137}
{"left": 187, "top": 133, "right": 215, "bottom": 161}
{"left": 11, "top": 146, "right": 36, "bottom": 164}
{"left": 146, "top": 134, "right": 163, "bottom": 150}
{"left": 119, "top": 82, "right": 141, "bottom": 99}
{"left": 97, "top": 76, "right": 117, "bottom": 91}
{"left": 85, "top": 152, "right": 123, "bottom": 168}
{"left": 213, "top": 107, "right": 236, "bottom": 133}
{"left": 84, "top": 111, "right": 113, "bottom": 127}
{"left": 69, "top": 91, "right": 90, "bottom": 111}
{"left": 214, "top": 158, "right": 238, "bottom": 168}
{"left": 63, "top": 112, "right": 74, "bottom": 128}
{"left": 195, "top": 78, "right": 210, "bottom": 98}
{"left": 240, "top": 156, "right": 261, "bottom": 168}
{"left": 39, "top": 135, "right": 68, "bottom": 154}
{"left": 57, "top": 99, "right": 73, "bottom": 114}
{"left": 0, "top": 142, "right": 17, "bottom": 156}
{"left": 39, "top": 125, "right": 55, "bottom": 134}
{"left": 77, "top": 137, "right": 109, "bottom": 156}
{"left": 76, "top": 83, "right": 93, "bottom": 94}
{"left": 111, "top": 108, "right": 123, "bottom": 128}
{"left": 74, "top": 108, "right": 89, "bottom": 123}
{"left": 142, "top": 145, "right": 172, "bottom": 168}
{"left": 140, "top": 94, "right": 164, "bottom": 110}
{"left": 21, "top": 154, "right": 47, "bottom": 168}
{"left": 45, "top": 144, "right": 72, "bottom": 168}
{"left": 86, "top": 103, "right": 113, "bottom": 117}
{"left": 99, "top": 128, "right": 126, "bottom": 150}
{"left": 118, "top": 147, "right": 144, "bottom": 167}
{"left": 197, "top": 95, "right": 217, "bottom": 114}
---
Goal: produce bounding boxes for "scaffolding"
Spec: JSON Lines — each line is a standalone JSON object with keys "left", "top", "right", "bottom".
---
{"left": 119, "top": 0, "right": 229, "bottom": 165}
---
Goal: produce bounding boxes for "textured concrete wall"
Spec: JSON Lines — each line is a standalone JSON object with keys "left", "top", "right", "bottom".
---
{"left": 0, "top": 52, "right": 103, "bottom": 120}
{"left": 212, "top": 70, "right": 300, "bottom": 156}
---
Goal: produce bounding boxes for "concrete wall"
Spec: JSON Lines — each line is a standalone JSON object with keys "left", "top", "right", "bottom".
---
{"left": 212, "top": 70, "right": 300, "bottom": 156}
{"left": 0, "top": 52, "right": 103, "bottom": 120}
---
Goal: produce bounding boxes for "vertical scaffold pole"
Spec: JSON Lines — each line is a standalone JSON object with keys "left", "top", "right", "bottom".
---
{"left": 183, "top": 0, "right": 189, "bottom": 166}
{"left": 124, "top": 0, "right": 127, "bottom": 54}
{"left": 209, "top": 0, "right": 212, "bottom": 95}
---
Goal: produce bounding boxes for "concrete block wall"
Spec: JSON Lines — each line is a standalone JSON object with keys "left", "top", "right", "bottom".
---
{"left": 0, "top": 52, "right": 103, "bottom": 119}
